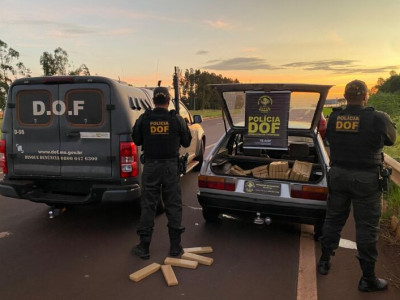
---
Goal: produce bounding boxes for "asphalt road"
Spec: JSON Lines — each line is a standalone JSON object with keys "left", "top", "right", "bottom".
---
{"left": 0, "top": 117, "right": 399, "bottom": 300}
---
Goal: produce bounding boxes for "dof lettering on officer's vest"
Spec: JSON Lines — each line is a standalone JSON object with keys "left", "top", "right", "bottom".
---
{"left": 150, "top": 121, "right": 169, "bottom": 135}
{"left": 335, "top": 115, "right": 360, "bottom": 132}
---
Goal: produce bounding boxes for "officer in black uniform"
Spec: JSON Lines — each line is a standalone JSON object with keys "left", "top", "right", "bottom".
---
{"left": 131, "top": 86, "right": 192, "bottom": 259}
{"left": 318, "top": 80, "right": 397, "bottom": 292}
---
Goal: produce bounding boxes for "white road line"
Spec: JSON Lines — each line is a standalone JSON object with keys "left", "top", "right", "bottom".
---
{"left": 205, "top": 143, "right": 216, "bottom": 150}
{"left": 339, "top": 238, "right": 357, "bottom": 250}
{"left": 0, "top": 232, "right": 11, "bottom": 239}
{"left": 297, "top": 224, "right": 318, "bottom": 300}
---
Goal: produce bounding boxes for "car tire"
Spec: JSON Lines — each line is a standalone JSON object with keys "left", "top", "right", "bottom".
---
{"left": 202, "top": 207, "right": 220, "bottom": 222}
{"left": 193, "top": 140, "right": 205, "bottom": 172}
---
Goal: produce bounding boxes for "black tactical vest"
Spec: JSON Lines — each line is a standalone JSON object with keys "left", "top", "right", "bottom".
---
{"left": 327, "top": 106, "right": 383, "bottom": 168}
{"left": 141, "top": 109, "right": 181, "bottom": 159}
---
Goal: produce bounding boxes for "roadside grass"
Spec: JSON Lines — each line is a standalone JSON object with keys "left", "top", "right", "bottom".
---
{"left": 190, "top": 109, "right": 222, "bottom": 118}
{"left": 382, "top": 184, "right": 400, "bottom": 220}
{"left": 322, "top": 107, "right": 333, "bottom": 117}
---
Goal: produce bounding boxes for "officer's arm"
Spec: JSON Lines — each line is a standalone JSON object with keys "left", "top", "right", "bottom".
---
{"left": 178, "top": 116, "right": 192, "bottom": 148}
{"left": 132, "top": 116, "right": 144, "bottom": 146}
{"left": 377, "top": 112, "right": 397, "bottom": 146}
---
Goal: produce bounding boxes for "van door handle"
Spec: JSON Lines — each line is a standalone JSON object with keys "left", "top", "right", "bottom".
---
{"left": 66, "top": 131, "right": 80, "bottom": 138}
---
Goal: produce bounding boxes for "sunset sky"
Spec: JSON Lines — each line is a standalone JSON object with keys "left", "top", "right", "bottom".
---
{"left": 1, "top": 0, "right": 399, "bottom": 99}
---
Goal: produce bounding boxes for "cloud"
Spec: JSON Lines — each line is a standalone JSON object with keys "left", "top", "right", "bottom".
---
{"left": 196, "top": 50, "right": 209, "bottom": 55}
{"left": 8, "top": 18, "right": 134, "bottom": 38}
{"left": 282, "top": 60, "right": 399, "bottom": 74}
{"left": 203, "top": 57, "right": 280, "bottom": 70}
{"left": 204, "top": 20, "right": 231, "bottom": 29}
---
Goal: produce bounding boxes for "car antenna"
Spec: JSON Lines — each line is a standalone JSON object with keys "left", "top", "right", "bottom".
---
{"left": 157, "top": 80, "right": 161, "bottom": 87}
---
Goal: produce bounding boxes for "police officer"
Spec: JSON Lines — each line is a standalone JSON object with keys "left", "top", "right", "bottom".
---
{"left": 318, "top": 80, "right": 397, "bottom": 292}
{"left": 131, "top": 86, "right": 192, "bottom": 259}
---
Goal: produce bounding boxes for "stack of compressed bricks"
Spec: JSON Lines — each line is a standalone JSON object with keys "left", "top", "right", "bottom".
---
{"left": 227, "top": 165, "right": 252, "bottom": 176}
{"left": 129, "top": 246, "right": 214, "bottom": 286}
{"left": 227, "top": 160, "right": 312, "bottom": 182}
{"left": 289, "top": 160, "right": 312, "bottom": 181}
{"left": 269, "top": 161, "right": 290, "bottom": 180}
{"left": 251, "top": 165, "right": 269, "bottom": 178}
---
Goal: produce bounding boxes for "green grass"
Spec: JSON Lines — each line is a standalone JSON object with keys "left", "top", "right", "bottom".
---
{"left": 190, "top": 109, "right": 222, "bottom": 118}
{"left": 382, "top": 184, "right": 400, "bottom": 220}
{"left": 322, "top": 107, "right": 333, "bottom": 117}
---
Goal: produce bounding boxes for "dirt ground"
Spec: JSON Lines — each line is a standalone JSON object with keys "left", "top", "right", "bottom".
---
{"left": 379, "top": 220, "right": 400, "bottom": 289}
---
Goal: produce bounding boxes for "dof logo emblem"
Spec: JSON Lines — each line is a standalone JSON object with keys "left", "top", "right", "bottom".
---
{"left": 150, "top": 121, "right": 169, "bottom": 135}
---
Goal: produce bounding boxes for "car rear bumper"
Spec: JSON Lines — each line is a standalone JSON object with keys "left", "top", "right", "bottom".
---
{"left": 197, "top": 191, "right": 326, "bottom": 225}
{"left": 0, "top": 179, "right": 141, "bottom": 205}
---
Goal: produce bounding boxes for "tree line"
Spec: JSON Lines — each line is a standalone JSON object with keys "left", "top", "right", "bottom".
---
{"left": 1, "top": 38, "right": 399, "bottom": 114}
{"left": 369, "top": 71, "right": 400, "bottom": 122}
{"left": 178, "top": 68, "right": 239, "bottom": 110}
{"left": 0, "top": 39, "right": 90, "bottom": 110}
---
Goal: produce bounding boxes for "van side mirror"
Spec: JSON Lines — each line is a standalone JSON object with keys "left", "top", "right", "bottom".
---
{"left": 193, "top": 115, "right": 203, "bottom": 124}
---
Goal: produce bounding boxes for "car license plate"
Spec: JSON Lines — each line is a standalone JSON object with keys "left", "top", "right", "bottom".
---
{"left": 244, "top": 180, "right": 281, "bottom": 196}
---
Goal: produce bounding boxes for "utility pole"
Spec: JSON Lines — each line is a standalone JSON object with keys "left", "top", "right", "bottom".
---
{"left": 173, "top": 66, "right": 180, "bottom": 115}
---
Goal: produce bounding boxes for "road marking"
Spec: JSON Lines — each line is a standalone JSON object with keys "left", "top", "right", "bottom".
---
{"left": 339, "top": 238, "right": 357, "bottom": 250}
{"left": 186, "top": 205, "right": 203, "bottom": 210}
{"left": 205, "top": 143, "right": 216, "bottom": 150}
{"left": 0, "top": 232, "right": 11, "bottom": 239}
{"left": 297, "top": 224, "right": 317, "bottom": 300}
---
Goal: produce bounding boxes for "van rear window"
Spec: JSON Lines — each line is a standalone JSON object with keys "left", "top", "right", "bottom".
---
{"left": 17, "top": 90, "right": 52, "bottom": 126}
{"left": 66, "top": 89, "right": 104, "bottom": 126}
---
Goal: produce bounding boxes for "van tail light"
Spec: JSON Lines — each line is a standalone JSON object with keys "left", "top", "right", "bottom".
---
{"left": 290, "top": 184, "right": 328, "bottom": 201}
{"left": 198, "top": 175, "right": 236, "bottom": 191}
{"left": 0, "top": 139, "right": 8, "bottom": 174}
{"left": 120, "top": 142, "right": 138, "bottom": 178}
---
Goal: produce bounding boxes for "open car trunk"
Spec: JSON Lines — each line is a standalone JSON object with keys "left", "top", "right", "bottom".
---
{"left": 210, "top": 132, "right": 325, "bottom": 183}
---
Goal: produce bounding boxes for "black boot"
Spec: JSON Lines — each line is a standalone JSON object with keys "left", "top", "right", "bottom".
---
{"left": 132, "top": 234, "right": 151, "bottom": 260}
{"left": 168, "top": 227, "right": 185, "bottom": 257}
{"left": 358, "top": 259, "right": 388, "bottom": 292}
{"left": 317, "top": 247, "right": 333, "bottom": 275}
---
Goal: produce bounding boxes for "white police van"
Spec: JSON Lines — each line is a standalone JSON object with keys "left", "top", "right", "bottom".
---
{"left": 0, "top": 76, "right": 204, "bottom": 209}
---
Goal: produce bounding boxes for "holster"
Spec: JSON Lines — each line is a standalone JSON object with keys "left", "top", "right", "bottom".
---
{"left": 379, "top": 167, "right": 392, "bottom": 192}
{"left": 179, "top": 153, "right": 189, "bottom": 175}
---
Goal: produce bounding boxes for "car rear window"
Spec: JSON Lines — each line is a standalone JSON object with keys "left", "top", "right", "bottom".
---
{"left": 222, "top": 91, "right": 320, "bottom": 129}
{"left": 17, "top": 90, "right": 52, "bottom": 126}
{"left": 65, "top": 89, "right": 104, "bottom": 126}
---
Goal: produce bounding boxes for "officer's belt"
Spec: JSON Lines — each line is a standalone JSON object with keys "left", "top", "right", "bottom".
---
{"left": 331, "top": 164, "right": 380, "bottom": 172}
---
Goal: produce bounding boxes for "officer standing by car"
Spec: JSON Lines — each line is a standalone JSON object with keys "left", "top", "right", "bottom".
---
{"left": 131, "top": 86, "right": 192, "bottom": 259}
{"left": 318, "top": 80, "right": 397, "bottom": 292}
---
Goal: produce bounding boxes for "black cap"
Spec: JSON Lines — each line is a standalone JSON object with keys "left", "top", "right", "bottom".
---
{"left": 153, "top": 86, "right": 170, "bottom": 100}
{"left": 345, "top": 80, "right": 368, "bottom": 96}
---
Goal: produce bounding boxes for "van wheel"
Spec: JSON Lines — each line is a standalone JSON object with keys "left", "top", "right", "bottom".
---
{"left": 202, "top": 207, "right": 220, "bottom": 222}
{"left": 193, "top": 140, "right": 205, "bottom": 171}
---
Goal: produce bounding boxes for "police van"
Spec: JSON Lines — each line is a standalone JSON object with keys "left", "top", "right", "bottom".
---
{"left": 0, "top": 76, "right": 205, "bottom": 208}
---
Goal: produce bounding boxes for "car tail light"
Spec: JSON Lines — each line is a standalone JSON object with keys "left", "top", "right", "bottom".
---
{"left": 0, "top": 139, "right": 8, "bottom": 174}
{"left": 290, "top": 184, "right": 328, "bottom": 201}
{"left": 198, "top": 175, "right": 236, "bottom": 191}
{"left": 318, "top": 115, "right": 327, "bottom": 139}
{"left": 120, "top": 142, "right": 138, "bottom": 178}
